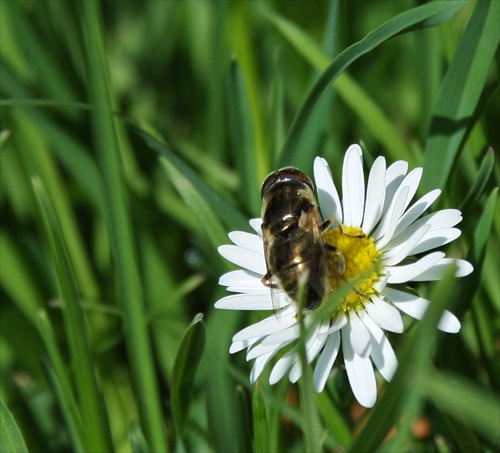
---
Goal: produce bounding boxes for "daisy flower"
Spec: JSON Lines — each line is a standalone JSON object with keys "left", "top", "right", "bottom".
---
{"left": 215, "top": 144, "right": 473, "bottom": 408}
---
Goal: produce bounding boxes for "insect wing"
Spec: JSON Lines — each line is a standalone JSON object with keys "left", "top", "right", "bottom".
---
{"left": 261, "top": 263, "right": 290, "bottom": 322}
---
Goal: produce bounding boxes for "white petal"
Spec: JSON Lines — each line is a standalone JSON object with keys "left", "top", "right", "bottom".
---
{"left": 218, "top": 245, "right": 266, "bottom": 274}
{"left": 251, "top": 351, "right": 276, "bottom": 382}
{"left": 386, "top": 251, "right": 445, "bottom": 284}
{"left": 420, "top": 209, "right": 463, "bottom": 230}
{"left": 342, "top": 145, "right": 365, "bottom": 227}
{"left": 215, "top": 293, "right": 274, "bottom": 311}
{"left": 411, "top": 258, "right": 473, "bottom": 281}
{"left": 219, "top": 269, "right": 262, "bottom": 288}
{"left": 372, "top": 273, "right": 389, "bottom": 293}
{"left": 270, "top": 349, "right": 297, "bottom": 384}
{"left": 314, "top": 157, "right": 342, "bottom": 222}
{"left": 232, "top": 307, "right": 297, "bottom": 341}
{"left": 249, "top": 218, "right": 263, "bottom": 235}
{"left": 342, "top": 328, "right": 377, "bottom": 408}
{"left": 387, "top": 208, "right": 462, "bottom": 253}
{"left": 409, "top": 228, "right": 462, "bottom": 256}
{"left": 382, "top": 160, "right": 408, "bottom": 216}
{"left": 262, "top": 324, "right": 300, "bottom": 346}
{"left": 383, "top": 287, "right": 428, "bottom": 319}
{"left": 381, "top": 224, "right": 431, "bottom": 266}
{"left": 346, "top": 313, "right": 371, "bottom": 357}
{"left": 398, "top": 168, "right": 422, "bottom": 209}
{"left": 325, "top": 313, "right": 348, "bottom": 334}
{"left": 392, "top": 189, "right": 441, "bottom": 237}
{"left": 383, "top": 287, "right": 461, "bottom": 333}
{"left": 313, "top": 331, "right": 341, "bottom": 392}
{"left": 436, "top": 310, "right": 461, "bottom": 333}
{"left": 362, "top": 156, "right": 386, "bottom": 234}
{"left": 306, "top": 322, "right": 329, "bottom": 361}
{"left": 230, "top": 338, "right": 258, "bottom": 354}
{"left": 289, "top": 361, "right": 302, "bottom": 383}
{"left": 228, "top": 231, "right": 263, "bottom": 252}
{"left": 365, "top": 295, "right": 404, "bottom": 333}
{"left": 393, "top": 210, "right": 462, "bottom": 248}
{"left": 247, "top": 341, "right": 281, "bottom": 360}
{"left": 374, "top": 168, "right": 422, "bottom": 243}
{"left": 288, "top": 324, "right": 328, "bottom": 383}
{"left": 375, "top": 186, "right": 410, "bottom": 248}
{"left": 362, "top": 314, "right": 398, "bottom": 381}
{"left": 247, "top": 339, "right": 277, "bottom": 362}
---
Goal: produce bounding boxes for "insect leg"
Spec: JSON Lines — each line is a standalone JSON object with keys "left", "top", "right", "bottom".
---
{"left": 323, "top": 244, "right": 345, "bottom": 276}
{"left": 261, "top": 273, "right": 278, "bottom": 288}
{"left": 321, "top": 217, "right": 342, "bottom": 232}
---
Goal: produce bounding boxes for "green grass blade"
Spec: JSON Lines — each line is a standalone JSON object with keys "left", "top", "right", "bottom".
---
{"left": 252, "top": 383, "right": 269, "bottom": 453}
{"left": 37, "top": 309, "right": 85, "bottom": 452}
{"left": 350, "top": 266, "right": 459, "bottom": 451}
{"left": 0, "top": 399, "right": 29, "bottom": 453}
{"left": 171, "top": 313, "right": 206, "bottom": 437}
{"left": 80, "top": 3, "right": 168, "bottom": 451}
{"left": 228, "top": 2, "right": 268, "bottom": 181}
{"left": 296, "top": 284, "right": 323, "bottom": 453}
{"left": 264, "top": 8, "right": 412, "bottom": 167}
{"left": 32, "top": 178, "right": 112, "bottom": 452}
{"left": 159, "top": 157, "right": 228, "bottom": 249}
{"left": 204, "top": 310, "right": 246, "bottom": 453}
{"left": 133, "top": 125, "right": 249, "bottom": 232}
{"left": 129, "top": 420, "right": 151, "bottom": 453}
{"left": 455, "top": 187, "right": 498, "bottom": 318}
{"left": 442, "top": 414, "right": 482, "bottom": 453}
{"left": 0, "top": 232, "right": 44, "bottom": 326}
{"left": 464, "top": 188, "right": 499, "bottom": 388}
{"left": 228, "top": 59, "right": 261, "bottom": 216}
{"left": 423, "top": 0, "right": 500, "bottom": 191}
{"left": 316, "top": 392, "right": 352, "bottom": 449}
{"left": 275, "top": 1, "right": 466, "bottom": 166}
{"left": 1, "top": 108, "right": 101, "bottom": 302}
{"left": 461, "top": 147, "right": 495, "bottom": 213}
{"left": 420, "top": 369, "right": 500, "bottom": 444}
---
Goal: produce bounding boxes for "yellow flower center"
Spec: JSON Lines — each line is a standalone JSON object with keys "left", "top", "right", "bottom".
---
{"left": 323, "top": 225, "right": 381, "bottom": 313}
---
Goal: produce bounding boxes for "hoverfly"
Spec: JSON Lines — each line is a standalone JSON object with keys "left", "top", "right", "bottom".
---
{"left": 260, "top": 167, "right": 345, "bottom": 311}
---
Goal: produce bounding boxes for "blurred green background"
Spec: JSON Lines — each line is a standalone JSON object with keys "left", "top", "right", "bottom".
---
{"left": 1, "top": 1, "right": 498, "bottom": 452}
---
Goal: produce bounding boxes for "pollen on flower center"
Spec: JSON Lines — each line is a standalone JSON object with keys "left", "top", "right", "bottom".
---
{"left": 323, "top": 225, "right": 381, "bottom": 312}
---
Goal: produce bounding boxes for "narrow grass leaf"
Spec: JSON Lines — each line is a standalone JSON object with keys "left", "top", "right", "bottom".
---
{"left": 80, "top": 3, "right": 168, "bottom": 450}
{"left": 37, "top": 309, "right": 84, "bottom": 452}
{"left": 32, "top": 178, "right": 112, "bottom": 452}
{"left": 264, "top": 8, "right": 411, "bottom": 166}
{"left": 0, "top": 232, "right": 43, "bottom": 326}
{"left": 350, "top": 266, "right": 459, "bottom": 451}
{"left": 274, "top": 1, "right": 466, "bottom": 166}
{"left": 461, "top": 147, "right": 495, "bottom": 213}
{"left": 134, "top": 125, "right": 248, "bottom": 231}
{"left": 424, "top": 0, "right": 500, "bottom": 191}
{"left": 316, "top": 392, "right": 352, "bottom": 450}
{"left": 442, "top": 414, "right": 482, "bottom": 453}
{"left": 160, "top": 157, "right": 228, "bottom": 249}
{"left": 455, "top": 187, "right": 498, "bottom": 318}
{"left": 228, "top": 59, "right": 261, "bottom": 216}
{"left": 269, "top": 50, "right": 285, "bottom": 165}
{"left": 296, "top": 282, "right": 323, "bottom": 453}
{"left": 171, "top": 313, "right": 206, "bottom": 437}
{"left": 252, "top": 383, "right": 269, "bottom": 453}
{"left": 228, "top": 3, "right": 268, "bottom": 182}
{"left": 204, "top": 310, "right": 246, "bottom": 453}
{"left": 129, "top": 420, "right": 151, "bottom": 453}
{"left": 463, "top": 188, "right": 499, "bottom": 388}
{"left": 420, "top": 369, "right": 500, "bottom": 444}
{"left": 0, "top": 399, "right": 29, "bottom": 453}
